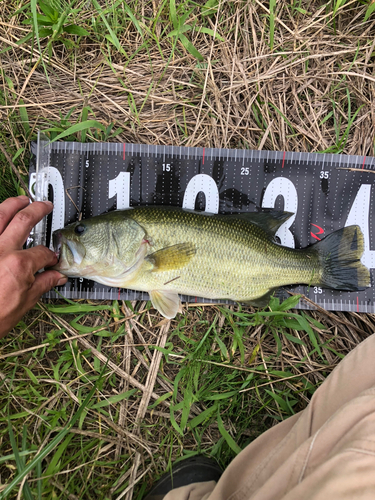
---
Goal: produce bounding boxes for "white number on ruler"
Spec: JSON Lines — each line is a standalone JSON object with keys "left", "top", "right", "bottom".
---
{"left": 183, "top": 174, "right": 219, "bottom": 214}
{"left": 314, "top": 287, "right": 323, "bottom": 294}
{"left": 261, "top": 177, "right": 298, "bottom": 248}
{"left": 241, "top": 167, "right": 249, "bottom": 176}
{"left": 163, "top": 163, "right": 171, "bottom": 172}
{"left": 320, "top": 171, "right": 329, "bottom": 179}
{"left": 27, "top": 173, "right": 37, "bottom": 247}
{"left": 29, "top": 172, "right": 36, "bottom": 196}
{"left": 38, "top": 167, "right": 65, "bottom": 249}
{"left": 345, "top": 184, "right": 375, "bottom": 269}
{"left": 108, "top": 172, "right": 130, "bottom": 209}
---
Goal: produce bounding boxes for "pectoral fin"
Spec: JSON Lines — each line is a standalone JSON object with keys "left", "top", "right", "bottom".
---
{"left": 149, "top": 290, "right": 182, "bottom": 319}
{"left": 146, "top": 243, "right": 196, "bottom": 272}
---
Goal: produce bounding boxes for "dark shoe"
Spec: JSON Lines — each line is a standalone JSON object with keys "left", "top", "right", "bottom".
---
{"left": 144, "top": 455, "right": 222, "bottom": 500}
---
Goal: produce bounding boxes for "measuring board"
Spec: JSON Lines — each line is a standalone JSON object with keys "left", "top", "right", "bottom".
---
{"left": 29, "top": 134, "right": 375, "bottom": 313}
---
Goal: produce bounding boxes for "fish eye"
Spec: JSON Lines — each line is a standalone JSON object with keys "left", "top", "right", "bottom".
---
{"left": 74, "top": 224, "right": 86, "bottom": 235}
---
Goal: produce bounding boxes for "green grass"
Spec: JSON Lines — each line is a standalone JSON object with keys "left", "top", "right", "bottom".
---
{"left": 320, "top": 88, "right": 365, "bottom": 154}
{"left": 1, "top": 0, "right": 375, "bottom": 497}
{"left": 0, "top": 161, "right": 19, "bottom": 203}
{"left": 21, "top": 0, "right": 226, "bottom": 67}
{"left": 0, "top": 123, "right": 24, "bottom": 203}
{"left": 332, "top": 0, "right": 375, "bottom": 21}
{"left": 0, "top": 294, "right": 345, "bottom": 498}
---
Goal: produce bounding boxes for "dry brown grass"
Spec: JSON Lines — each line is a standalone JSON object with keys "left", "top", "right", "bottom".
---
{"left": 1, "top": 1, "right": 375, "bottom": 152}
{"left": 1, "top": 0, "right": 375, "bottom": 498}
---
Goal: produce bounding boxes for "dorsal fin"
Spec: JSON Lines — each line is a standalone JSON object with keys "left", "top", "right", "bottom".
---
{"left": 228, "top": 210, "right": 293, "bottom": 238}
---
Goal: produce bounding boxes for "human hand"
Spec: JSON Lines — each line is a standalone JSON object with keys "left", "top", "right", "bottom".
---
{"left": 0, "top": 196, "right": 68, "bottom": 338}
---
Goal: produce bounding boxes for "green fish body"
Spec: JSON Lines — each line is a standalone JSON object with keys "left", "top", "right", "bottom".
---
{"left": 52, "top": 206, "right": 370, "bottom": 318}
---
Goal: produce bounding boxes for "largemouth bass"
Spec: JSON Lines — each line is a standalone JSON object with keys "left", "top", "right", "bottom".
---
{"left": 52, "top": 207, "right": 370, "bottom": 318}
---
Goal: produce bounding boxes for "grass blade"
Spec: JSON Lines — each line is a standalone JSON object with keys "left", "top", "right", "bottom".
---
{"left": 36, "top": 459, "right": 42, "bottom": 500}
{"left": 7, "top": 423, "right": 33, "bottom": 500}
{"left": 169, "top": 402, "right": 184, "bottom": 436}
{"left": 44, "top": 303, "right": 112, "bottom": 313}
{"left": 197, "top": 27, "right": 224, "bottom": 41}
{"left": 44, "top": 434, "right": 74, "bottom": 478}
{"left": 1, "top": 379, "right": 99, "bottom": 498}
{"left": 297, "top": 314, "right": 322, "bottom": 358}
{"left": 48, "top": 119, "right": 106, "bottom": 143}
{"left": 269, "top": 0, "right": 276, "bottom": 50}
{"left": 91, "top": 0, "right": 126, "bottom": 55}
{"left": 217, "top": 410, "right": 241, "bottom": 455}
{"left": 264, "top": 389, "right": 289, "bottom": 413}
{"left": 30, "top": 0, "right": 50, "bottom": 84}
{"left": 365, "top": 2, "right": 375, "bottom": 21}
{"left": 188, "top": 403, "right": 217, "bottom": 429}
{"left": 90, "top": 388, "right": 137, "bottom": 409}
{"left": 0, "top": 451, "right": 36, "bottom": 465}
{"left": 179, "top": 34, "right": 204, "bottom": 61}
{"left": 169, "top": 0, "right": 178, "bottom": 29}
{"left": 333, "top": 0, "right": 347, "bottom": 16}
{"left": 122, "top": 2, "right": 144, "bottom": 39}
{"left": 283, "top": 332, "right": 306, "bottom": 346}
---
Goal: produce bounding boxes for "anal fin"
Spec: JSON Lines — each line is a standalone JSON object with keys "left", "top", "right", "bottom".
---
{"left": 149, "top": 290, "right": 182, "bottom": 319}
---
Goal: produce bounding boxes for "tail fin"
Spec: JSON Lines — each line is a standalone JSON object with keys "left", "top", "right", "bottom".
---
{"left": 313, "top": 225, "right": 370, "bottom": 291}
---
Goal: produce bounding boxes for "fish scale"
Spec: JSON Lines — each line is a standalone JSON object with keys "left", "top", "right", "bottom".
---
{"left": 52, "top": 206, "right": 369, "bottom": 318}
{"left": 127, "top": 207, "right": 319, "bottom": 300}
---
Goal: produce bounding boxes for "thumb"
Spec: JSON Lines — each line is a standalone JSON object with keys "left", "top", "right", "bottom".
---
{"left": 32, "top": 270, "right": 68, "bottom": 298}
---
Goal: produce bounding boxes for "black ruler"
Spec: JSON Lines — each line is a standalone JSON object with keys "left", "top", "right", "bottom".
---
{"left": 29, "top": 137, "right": 375, "bottom": 312}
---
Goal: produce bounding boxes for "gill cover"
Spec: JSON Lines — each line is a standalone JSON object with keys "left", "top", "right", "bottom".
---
{"left": 66, "top": 240, "right": 86, "bottom": 265}
{"left": 54, "top": 211, "right": 147, "bottom": 278}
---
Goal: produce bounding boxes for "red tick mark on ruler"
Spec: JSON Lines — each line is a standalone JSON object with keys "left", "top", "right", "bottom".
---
{"left": 362, "top": 156, "right": 366, "bottom": 169}
{"left": 310, "top": 223, "right": 324, "bottom": 241}
{"left": 281, "top": 151, "right": 286, "bottom": 169}
{"left": 123, "top": 143, "right": 126, "bottom": 160}
{"left": 202, "top": 148, "right": 205, "bottom": 165}
{"left": 118, "top": 288, "right": 121, "bottom": 300}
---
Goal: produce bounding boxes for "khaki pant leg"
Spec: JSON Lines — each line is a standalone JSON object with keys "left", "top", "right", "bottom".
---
{"left": 165, "top": 334, "right": 375, "bottom": 500}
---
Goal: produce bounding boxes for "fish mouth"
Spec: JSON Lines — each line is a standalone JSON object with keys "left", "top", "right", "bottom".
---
{"left": 52, "top": 231, "right": 75, "bottom": 271}
{"left": 53, "top": 230, "right": 62, "bottom": 262}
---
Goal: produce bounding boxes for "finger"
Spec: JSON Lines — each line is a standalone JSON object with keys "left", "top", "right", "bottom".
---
{"left": 31, "top": 270, "right": 68, "bottom": 299}
{"left": 0, "top": 196, "right": 30, "bottom": 235}
{"left": 24, "top": 245, "right": 59, "bottom": 274}
{"left": 1, "top": 200, "right": 53, "bottom": 249}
